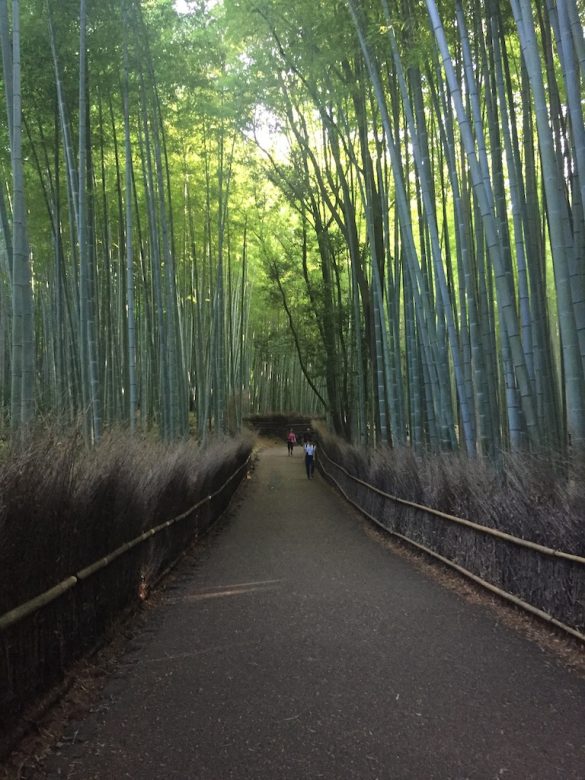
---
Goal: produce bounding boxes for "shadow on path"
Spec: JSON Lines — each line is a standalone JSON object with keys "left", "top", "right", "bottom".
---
{"left": 37, "top": 442, "right": 585, "bottom": 779}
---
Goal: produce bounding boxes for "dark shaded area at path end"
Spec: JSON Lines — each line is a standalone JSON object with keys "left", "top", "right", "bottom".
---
{"left": 38, "top": 442, "right": 585, "bottom": 779}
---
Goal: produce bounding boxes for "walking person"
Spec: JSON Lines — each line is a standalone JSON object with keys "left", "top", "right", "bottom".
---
{"left": 287, "top": 428, "right": 297, "bottom": 456}
{"left": 304, "top": 439, "right": 316, "bottom": 479}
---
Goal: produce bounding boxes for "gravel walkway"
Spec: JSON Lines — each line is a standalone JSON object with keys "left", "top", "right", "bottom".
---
{"left": 38, "top": 442, "right": 585, "bottom": 779}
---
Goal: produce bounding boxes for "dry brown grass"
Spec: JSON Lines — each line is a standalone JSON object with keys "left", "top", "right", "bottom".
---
{"left": 320, "top": 432, "right": 585, "bottom": 555}
{"left": 0, "top": 427, "right": 254, "bottom": 755}
{"left": 318, "top": 430, "right": 585, "bottom": 637}
{"left": 0, "top": 429, "right": 254, "bottom": 615}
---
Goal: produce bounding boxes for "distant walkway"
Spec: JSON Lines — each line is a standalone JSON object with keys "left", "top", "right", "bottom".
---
{"left": 39, "top": 442, "right": 585, "bottom": 779}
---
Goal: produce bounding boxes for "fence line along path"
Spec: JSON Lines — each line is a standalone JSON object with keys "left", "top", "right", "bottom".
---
{"left": 37, "top": 441, "right": 585, "bottom": 780}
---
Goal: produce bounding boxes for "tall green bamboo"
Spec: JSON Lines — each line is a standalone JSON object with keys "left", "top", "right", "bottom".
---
{"left": 510, "top": 0, "right": 585, "bottom": 448}
{"left": 123, "top": 0, "right": 137, "bottom": 432}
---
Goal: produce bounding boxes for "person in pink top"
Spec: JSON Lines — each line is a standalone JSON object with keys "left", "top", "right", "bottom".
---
{"left": 287, "top": 428, "right": 297, "bottom": 456}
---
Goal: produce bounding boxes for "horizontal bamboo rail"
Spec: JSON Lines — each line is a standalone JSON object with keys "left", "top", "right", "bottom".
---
{"left": 0, "top": 455, "right": 251, "bottom": 632}
{"left": 318, "top": 447, "right": 585, "bottom": 565}
{"left": 318, "top": 447, "right": 585, "bottom": 644}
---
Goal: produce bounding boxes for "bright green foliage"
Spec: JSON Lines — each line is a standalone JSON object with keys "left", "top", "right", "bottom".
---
{"left": 223, "top": 0, "right": 585, "bottom": 454}
{"left": 0, "top": 0, "right": 319, "bottom": 441}
{"left": 1, "top": 0, "right": 585, "bottom": 456}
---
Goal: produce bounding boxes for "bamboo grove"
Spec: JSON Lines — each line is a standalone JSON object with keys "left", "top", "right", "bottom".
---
{"left": 1, "top": 0, "right": 585, "bottom": 458}
{"left": 0, "top": 0, "right": 320, "bottom": 443}
{"left": 227, "top": 0, "right": 585, "bottom": 455}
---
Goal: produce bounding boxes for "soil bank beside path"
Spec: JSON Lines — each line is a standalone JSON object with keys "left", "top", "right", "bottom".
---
{"left": 31, "top": 441, "right": 585, "bottom": 778}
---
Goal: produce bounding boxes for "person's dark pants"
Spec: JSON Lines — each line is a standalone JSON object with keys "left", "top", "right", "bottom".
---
{"left": 288, "top": 442, "right": 294, "bottom": 455}
{"left": 305, "top": 454, "right": 314, "bottom": 478}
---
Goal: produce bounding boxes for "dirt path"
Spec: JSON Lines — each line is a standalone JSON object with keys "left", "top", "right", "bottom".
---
{"left": 31, "top": 442, "right": 585, "bottom": 779}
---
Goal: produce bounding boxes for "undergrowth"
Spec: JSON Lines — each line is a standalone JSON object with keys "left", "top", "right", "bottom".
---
{"left": 0, "top": 428, "right": 255, "bottom": 616}
{"left": 318, "top": 429, "right": 585, "bottom": 557}
{"left": 0, "top": 426, "right": 254, "bottom": 754}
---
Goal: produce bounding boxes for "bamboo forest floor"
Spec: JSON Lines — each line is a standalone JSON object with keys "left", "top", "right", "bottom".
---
{"left": 13, "top": 440, "right": 585, "bottom": 779}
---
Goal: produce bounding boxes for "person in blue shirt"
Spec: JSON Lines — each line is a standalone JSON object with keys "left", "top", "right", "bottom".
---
{"left": 304, "top": 440, "right": 316, "bottom": 479}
